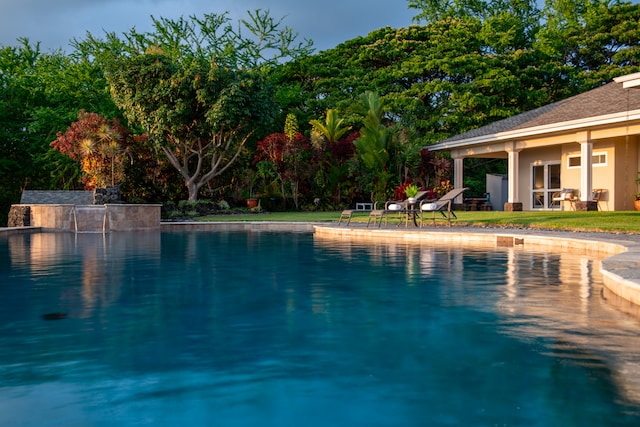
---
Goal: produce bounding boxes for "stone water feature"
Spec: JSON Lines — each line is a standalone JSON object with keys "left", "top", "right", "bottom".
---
{"left": 8, "top": 188, "right": 160, "bottom": 232}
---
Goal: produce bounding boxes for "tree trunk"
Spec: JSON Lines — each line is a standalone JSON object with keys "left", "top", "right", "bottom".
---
{"left": 187, "top": 181, "right": 200, "bottom": 201}
{"left": 291, "top": 180, "right": 299, "bottom": 209}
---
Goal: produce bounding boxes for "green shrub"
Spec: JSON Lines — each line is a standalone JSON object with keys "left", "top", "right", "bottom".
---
{"left": 166, "top": 210, "right": 184, "bottom": 218}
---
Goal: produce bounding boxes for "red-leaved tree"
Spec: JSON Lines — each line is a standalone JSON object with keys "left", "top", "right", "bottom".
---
{"left": 254, "top": 132, "right": 312, "bottom": 208}
{"left": 51, "top": 111, "right": 130, "bottom": 189}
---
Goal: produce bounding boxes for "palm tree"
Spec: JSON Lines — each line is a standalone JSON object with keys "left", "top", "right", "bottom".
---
{"left": 309, "top": 109, "right": 351, "bottom": 144}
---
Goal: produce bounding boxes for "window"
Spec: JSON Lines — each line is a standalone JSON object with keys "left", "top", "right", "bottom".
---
{"left": 568, "top": 157, "right": 581, "bottom": 168}
{"left": 567, "top": 152, "right": 608, "bottom": 168}
{"left": 593, "top": 153, "right": 607, "bottom": 165}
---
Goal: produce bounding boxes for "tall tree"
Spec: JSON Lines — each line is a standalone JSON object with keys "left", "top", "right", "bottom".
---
{"left": 79, "top": 10, "right": 314, "bottom": 70}
{"left": 408, "top": 0, "right": 540, "bottom": 27}
{"left": 106, "top": 53, "right": 275, "bottom": 201}
{"left": 537, "top": 0, "right": 640, "bottom": 88}
{"left": 354, "top": 92, "right": 394, "bottom": 201}
{"left": 82, "top": 10, "right": 312, "bottom": 201}
{"left": 278, "top": 20, "right": 560, "bottom": 144}
{"left": 408, "top": 0, "right": 488, "bottom": 22}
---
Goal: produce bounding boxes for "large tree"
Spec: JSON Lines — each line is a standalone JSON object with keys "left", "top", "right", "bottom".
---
{"left": 84, "top": 10, "right": 312, "bottom": 201}
{"left": 106, "top": 53, "right": 275, "bottom": 201}
{"left": 277, "top": 20, "right": 560, "bottom": 144}
{"left": 536, "top": 0, "right": 640, "bottom": 88}
{"left": 279, "top": 1, "right": 640, "bottom": 145}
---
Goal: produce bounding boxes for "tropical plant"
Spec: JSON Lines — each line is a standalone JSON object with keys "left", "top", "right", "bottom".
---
{"left": 254, "top": 128, "right": 314, "bottom": 209}
{"left": 284, "top": 113, "right": 299, "bottom": 142}
{"left": 309, "top": 109, "right": 352, "bottom": 144}
{"left": 393, "top": 125, "right": 423, "bottom": 185}
{"left": 354, "top": 91, "right": 394, "bottom": 201}
{"left": 50, "top": 111, "right": 130, "bottom": 189}
{"left": 404, "top": 183, "right": 420, "bottom": 198}
{"left": 307, "top": 109, "right": 356, "bottom": 205}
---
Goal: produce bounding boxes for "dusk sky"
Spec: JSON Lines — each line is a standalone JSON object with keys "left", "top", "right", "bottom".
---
{"left": 0, "top": 0, "right": 416, "bottom": 53}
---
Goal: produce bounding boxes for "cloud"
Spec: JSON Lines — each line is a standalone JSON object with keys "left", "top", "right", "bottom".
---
{"left": 0, "top": 0, "right": 415, "bottom": 52}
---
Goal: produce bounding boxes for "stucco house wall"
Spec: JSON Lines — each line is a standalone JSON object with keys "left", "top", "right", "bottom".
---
{"left": 557, "top": 140, "right": 616, "bottom": 211}
{"left": 517, "top": 138, "right": 637, "bottom": 211}
{"left": 612, "top": 136, "right": 638, "bottom": 210}
{"left": 429, "top": 73, "right": 640, "bottom": 211}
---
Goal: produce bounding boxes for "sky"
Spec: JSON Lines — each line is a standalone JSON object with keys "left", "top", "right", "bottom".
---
{"left": 0, "top": 0, "right": 416, "bottom": 53}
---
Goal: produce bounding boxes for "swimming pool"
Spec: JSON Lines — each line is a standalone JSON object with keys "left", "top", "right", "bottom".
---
{"left": 1, "top": 231, "right": 640, "bottom": 426}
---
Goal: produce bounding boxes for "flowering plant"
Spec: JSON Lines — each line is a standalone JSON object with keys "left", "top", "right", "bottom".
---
{"left": 433, "top": 179, "right": 453, "bottom": 198}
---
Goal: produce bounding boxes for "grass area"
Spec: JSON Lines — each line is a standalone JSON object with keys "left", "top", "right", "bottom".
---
{"left": 196, "top": 210, "right": 640, "bottom": 234}
{"left": 196, "top": 211, "right": 338, "bottom": 223}
{"left": 453, "top": 211, "right": 640, "bottom": 233}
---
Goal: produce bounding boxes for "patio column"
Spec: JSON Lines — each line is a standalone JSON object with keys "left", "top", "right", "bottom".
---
{"left": 453, "top": 157, "right": 464, "bottom": 203}
{"left": 576, "top": 135, "right": 597, "bottom": 211}
{"left": 580, "top": 140, "right": 593, "bottom": 201}
{"left": 505, "top": 148, "right": 522, "bottom": 211}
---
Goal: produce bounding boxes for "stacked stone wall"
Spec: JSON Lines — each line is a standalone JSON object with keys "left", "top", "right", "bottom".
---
{"left": 7, "top": 205, "right": 31, "bottom": 227}
{"left": 93, "top": 186, "right": 121, "bottom": 204}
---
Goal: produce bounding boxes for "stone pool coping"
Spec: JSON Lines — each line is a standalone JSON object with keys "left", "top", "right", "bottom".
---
{"left": 2, "top": 221, "right": 640, "bottom": 308}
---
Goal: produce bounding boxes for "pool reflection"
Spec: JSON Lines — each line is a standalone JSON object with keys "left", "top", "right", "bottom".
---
{"left": 1, "top": 231, "right": 640, "bottom": 426}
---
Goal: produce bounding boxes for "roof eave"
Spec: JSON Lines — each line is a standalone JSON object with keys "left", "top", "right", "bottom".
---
{"left": 614, "top": 72, "right": 640, "bottom": 88}
{"left": 429, "top": 108, "right": 640, "bottom": 152}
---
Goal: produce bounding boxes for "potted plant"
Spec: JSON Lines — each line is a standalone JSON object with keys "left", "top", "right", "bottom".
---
{"left": 244, "top": 168, "right": 259, "bottom": 209}
{"left": 247, "top": 196, "right": 259, "bottom": 209}
{"left": 404, "top": 184, "right": 419, "bottom": 203}
{"left": 635, "top": 172, "right": 640, "bottom": 211}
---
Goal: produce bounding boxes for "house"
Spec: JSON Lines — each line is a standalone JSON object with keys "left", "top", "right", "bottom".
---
{"left": 427, "top": 72, "right": 640, "bottom": 211}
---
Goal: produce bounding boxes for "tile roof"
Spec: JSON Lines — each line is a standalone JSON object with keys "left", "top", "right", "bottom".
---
{"left": 434, "top": 77, "right": 640, "bottom": 146}
{"left": 20, "top": 190, "right": 94, "bottom": 205}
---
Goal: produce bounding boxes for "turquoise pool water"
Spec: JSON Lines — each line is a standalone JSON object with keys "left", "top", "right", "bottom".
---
{"left": 1, "top": 231, "right": 640, "bottom": 426}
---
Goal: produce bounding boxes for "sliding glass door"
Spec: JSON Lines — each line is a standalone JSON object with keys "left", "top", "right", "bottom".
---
{"left": 531, "top": 162, "right": 560, "bottom": 209}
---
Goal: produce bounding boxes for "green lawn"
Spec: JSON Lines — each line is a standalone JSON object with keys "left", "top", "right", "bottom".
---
{"left": 196, "top": 210, "right": 640, "bottom": 234}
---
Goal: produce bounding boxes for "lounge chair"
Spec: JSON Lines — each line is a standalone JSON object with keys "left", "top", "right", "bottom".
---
{"left": 419, "top": 187, "right": 468, "bottom": 227}
{"left": 367, "top": 191, "right": 429, "bottom": 228}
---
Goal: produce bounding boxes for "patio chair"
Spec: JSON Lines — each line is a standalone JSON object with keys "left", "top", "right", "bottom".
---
{"left": 552, "top": 188, "right": 577, "bottom": 210}
{"left": 591, "top": 188, "right": 605, "bottom": 210}
{"left": 367, "top": 191, "right": 429, "bottom": 228}
{"left": 367, "top": 201, "right": 387, "bottom": 227}
{"left": 338, "top": 209, "right": 354, "bottom": 225}
{"left": 419, "top": 187, "right": 469, "bottom": 227}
